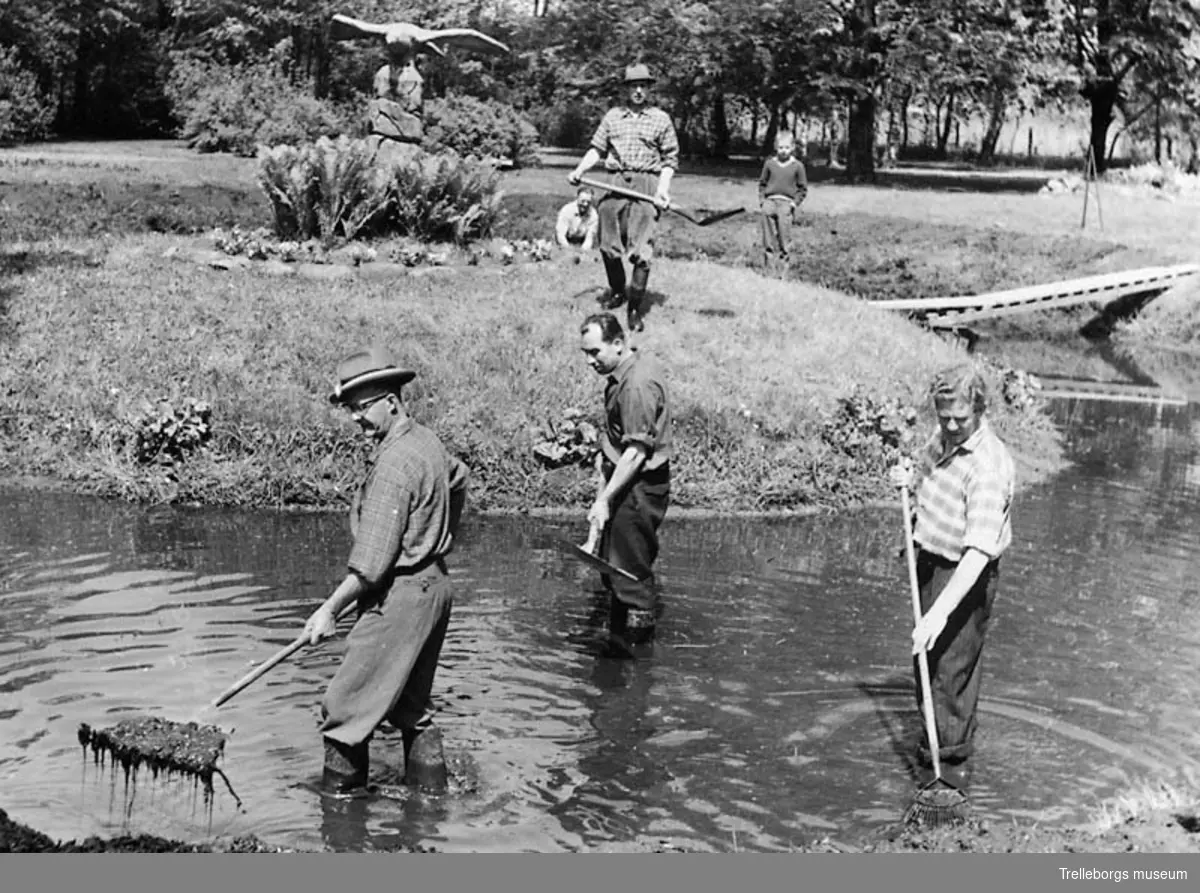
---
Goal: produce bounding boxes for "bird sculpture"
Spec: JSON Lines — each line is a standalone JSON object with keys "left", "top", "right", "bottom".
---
{"left": 330, "top": 14, "right": 511, "bottom": 160}
{"left": 329, "top": 15, "right": 510, "bottom": 60}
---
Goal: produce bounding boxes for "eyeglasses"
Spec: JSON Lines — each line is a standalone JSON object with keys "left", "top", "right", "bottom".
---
{"left": 347, "top": 393, "right": 390, "bottom": 415}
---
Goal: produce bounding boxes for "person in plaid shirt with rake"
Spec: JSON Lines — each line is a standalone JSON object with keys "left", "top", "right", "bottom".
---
{"left": 568, "top": 63, "right": 680, "bottom": 333}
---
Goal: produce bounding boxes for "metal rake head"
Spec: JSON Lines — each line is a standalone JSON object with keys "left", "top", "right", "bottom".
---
{"left": 903, "top": 779, "right": 970, "bottom": 828}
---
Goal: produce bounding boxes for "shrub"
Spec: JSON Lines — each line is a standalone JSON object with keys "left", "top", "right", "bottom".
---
{"left": 127, "top": 398, "right": 213, "bottom": 466}
{"left": 0, "top": 47, "right": 54, "bottom": 146}
{"left": 257, "top": 137, "right": 390, "bottom": 243}
{"left": 166, "top": 57, "right": 351, "bottom": 157}
{"left": 256, "top": 138, "right": 502, "bottom": 245}
{"left": 382, "top": 150, "right": 504, "bottom": 243}
{"left": 422, "top": 94, "right": 540, "bottom": 168}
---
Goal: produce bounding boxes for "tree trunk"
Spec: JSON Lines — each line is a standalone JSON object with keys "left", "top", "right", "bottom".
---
{"left": 846, "top": 92, "right": 876, "bottom": 182}
{"left": 1153, "top": 97, "right": 1162, "bottom": 163}
{"left": 1088, "top": 79, "right": 1118, "bottom": 174}
{"left": 710, "top": 93, "right": 730, "bottom": 159}
{"left": 312, "top": 24, "right": 331, "bottom": 99}
{"left": 978, "top": 90, "right": 1008, "bottom": 165}
{"left": 936, "top": 90, "right": 956, "bottom": 157}
{"left": 750, "top": 104, "right": 759, "bottom": 147}
{"left": 900, "top": 92, "right": 910, "bottom": 150}
{"left": 763, "top": 104, "right": 780, "bottom": 156}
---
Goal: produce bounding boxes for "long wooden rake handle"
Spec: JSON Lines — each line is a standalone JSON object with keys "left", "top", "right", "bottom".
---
{"left": 901, "top": 486, "right": 944, "bottom": 782}
{"left": 576, "top": 175, "right": 701, "bottom": 225}
{"left": 210, "top": 602, "right": 357, "bottom": 709}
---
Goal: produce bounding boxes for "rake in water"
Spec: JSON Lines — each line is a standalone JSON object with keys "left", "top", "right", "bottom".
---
{"left": 899, "top": 486, "right": 970, "bottom": 828}
{"left": 77, "top": 601, "right": 358, "bottom": 804}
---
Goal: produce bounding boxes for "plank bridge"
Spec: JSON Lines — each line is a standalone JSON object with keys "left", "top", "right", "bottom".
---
{"left": 872, "top": 264, "right": 1200, "bottom": 330}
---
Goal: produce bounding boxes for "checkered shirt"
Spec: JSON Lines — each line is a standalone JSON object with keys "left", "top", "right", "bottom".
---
{"left": 590, "top": 106, "right": 680, "bottom": 173}
{"left": 347, "top": 419, "right": 470, "bottom": 586}
{"left": 911, "top": 418, "right": 1014, "bottom": 562}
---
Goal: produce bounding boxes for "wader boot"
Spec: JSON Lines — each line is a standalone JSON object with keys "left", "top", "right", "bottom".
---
{"left": 626, "top": 262, "right": 650, "bottom": 331}
{"left": 601, "top": 256, "right": 627, "bottom": 308}
{"left": 322, "top": 736, "right": 369, "bottom": 795}
{"left": 402, "top": 725, "right": 448, "bottom": 793}
{"left": 608, "top": 598, "right": 656, "bottom": 655}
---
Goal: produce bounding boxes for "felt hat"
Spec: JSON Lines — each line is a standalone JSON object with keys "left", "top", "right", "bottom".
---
{"left": 623, "top": 64, "right": 655, "bottom": 84}
{"left": 328, "top": 346, "right": 416, "bottom": 405}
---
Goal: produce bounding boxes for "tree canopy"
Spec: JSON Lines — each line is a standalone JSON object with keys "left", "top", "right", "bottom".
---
{"left": 3, "top": 0, "right": 1199, "bottom": 174}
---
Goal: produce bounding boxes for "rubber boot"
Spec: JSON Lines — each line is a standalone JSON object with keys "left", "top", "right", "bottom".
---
{"left": 402, "top": 725, "right": 448, "bottom": 793}
{"left": 626, "top": 262, "right": 650, "bottom": 331}
{"left": 625, "top": 607, "right": 656, "bottom": 645}
{"left": 322, "top": 736, "right": 369, "bottom": 795}
{"left": 601, "top": 255, "right": 627, "bottom": 307}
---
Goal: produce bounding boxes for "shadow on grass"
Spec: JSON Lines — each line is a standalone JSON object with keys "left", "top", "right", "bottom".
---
{"left": 0, "top": 247, "right": 106, "bottom": 341}
{"left": 1, "top": 181, "right": 268, "bottom": 241}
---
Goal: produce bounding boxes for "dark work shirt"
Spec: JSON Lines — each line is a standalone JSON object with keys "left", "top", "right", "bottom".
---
{"left": 601, "top": 351, "right": 672, "bottom": 471}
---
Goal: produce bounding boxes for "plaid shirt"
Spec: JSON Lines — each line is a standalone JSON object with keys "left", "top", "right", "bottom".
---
{"left": 590, "top": 106, "right": 680, "bottom": 174}
{"left": 911, "top": 418, "right": 1014, "bottom": 562}
{"left": 347, "top": 419, "right": 469, "bottom": 587}
{"left": 600, "top": 350, "right": 672, "bottom": 471}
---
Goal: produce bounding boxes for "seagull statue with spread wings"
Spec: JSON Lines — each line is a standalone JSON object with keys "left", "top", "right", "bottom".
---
{"left": 330, "top": 14, "right": 511, "bottom": 60}
{"left": 331, "top": 13, "right": 511, "bottom": 156}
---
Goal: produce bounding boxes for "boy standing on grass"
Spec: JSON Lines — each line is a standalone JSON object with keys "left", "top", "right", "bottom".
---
{"left": 757, "top": 134, "right": 808, "bottom": 277}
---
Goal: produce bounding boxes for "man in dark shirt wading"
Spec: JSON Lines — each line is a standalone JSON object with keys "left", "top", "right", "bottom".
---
{"left": 304, "top": 346, "right": 469, "bottom": 795}
{"left": 579, "top": 312, "right": 672, "bottom": 649}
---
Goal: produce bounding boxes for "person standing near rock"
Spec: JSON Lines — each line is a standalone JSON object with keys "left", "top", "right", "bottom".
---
{"left": 304, "top": 346, "right": 469, "bottom": 795}
{"left": 567, "top": 64, "right": 680, "bottom": 333}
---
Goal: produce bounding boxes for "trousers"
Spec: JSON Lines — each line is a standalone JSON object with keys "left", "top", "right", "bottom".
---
{"left": 760, "top": 195, "right": 795, "bottom": 272}
{"left": 600, "top": 462, "right": 670, "bottom": 613}
{"left": 320, "top": 559, "right": 453, "bottom": 747}
{"left": 912, "top": 548, "right": 999, "bottom": 766}
{"left": 597, "top": 171, "right": 660, "bottom": 301}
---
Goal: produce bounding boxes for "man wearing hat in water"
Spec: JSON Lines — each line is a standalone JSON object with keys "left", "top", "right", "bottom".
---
{"left": 568, "top": 63, "right": 680, "bottom": 333}
{"left": 303, "top": 346, "right": 469, "bottom": 795}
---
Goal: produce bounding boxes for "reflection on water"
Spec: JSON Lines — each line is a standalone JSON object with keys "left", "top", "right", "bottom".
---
{"left": 3, "top": 394, "right": 1200, "bottom": 851}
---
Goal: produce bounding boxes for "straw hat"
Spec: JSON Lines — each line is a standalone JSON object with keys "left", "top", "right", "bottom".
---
{"left": 623, "top": 64, "right": 655, "bottom": 84}
{"left": 328, "top": 346, "right": 416, "bottom": 405}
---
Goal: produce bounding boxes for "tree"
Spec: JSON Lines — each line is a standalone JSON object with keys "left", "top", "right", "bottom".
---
{"left": 1063, "top": 0, "right": 1200, "bottom": 172}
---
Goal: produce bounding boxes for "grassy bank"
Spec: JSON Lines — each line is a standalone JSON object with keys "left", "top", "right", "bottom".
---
{"left": 15, "top": 139, "right": 1200, "bottom": 512}
{"left": 0, "top": 232, "right": 1061, "bottom": 512}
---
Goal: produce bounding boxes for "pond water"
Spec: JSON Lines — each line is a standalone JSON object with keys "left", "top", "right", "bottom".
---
{"left": 3, "top": 388, "right": 1200, "bottom": 852}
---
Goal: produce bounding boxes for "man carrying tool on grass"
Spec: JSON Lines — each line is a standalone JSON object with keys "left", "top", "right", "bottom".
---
{"left": 890, "top": 363, "right": 1014, "bottom": 793}
{"left": 303, "top": 346, "right": 469, "bottom": 796}
{"left": 579, "top": 312, "right": 672, "bottom": 651}
{"left": 567, "top": 63, "right": 680, "bottom": 333}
